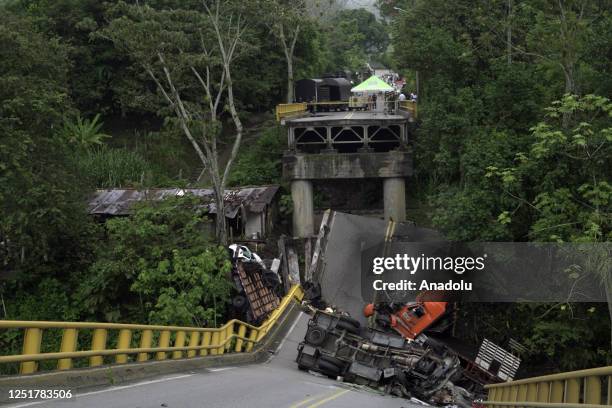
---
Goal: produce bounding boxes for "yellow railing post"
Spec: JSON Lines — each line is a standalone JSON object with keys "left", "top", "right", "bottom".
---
{"left": 564, "top": 377, "right": 580, "bottom": 403}
{"left": 245, "top": 329, "right": 258, "bottom": 352}
{"left": 234, "top": 324, "right": 247, "bottom": 352}
{"left": 90, "top": 328, "right": 107, "bottom": 367}
{"left": 549, "top": 380, "right": 563, "bottom": 403}
{"left": 210, "top": 331, "right": 220, "bottom": 355}
{"left": 115, "top": 329, "right": 132, "bottom": 364}
{"left": 584, "top": 375, "right": 601, "bottom": 405}
{"left": 138, "top": 329, "right": 152, "bottom": 362}
{"left": 20, "top": 328, "right": 42, "bottom": 374}
{"left": 57, "top": 328, "right": 78, "bottom": 370}
{"left": 156, "top": 330, "right": 170, "bottom": 360}
{"left": 536, "top": 381, "right": 548, "bottom": 402}
{"left": 200, "top": 331, "right": 211, "bottom": 356}
{"left": 216, "top": 329, "right": 225, "bottom": 355}
{"left": 526, "top": 383, "right": 538, "bottom": 402}
{"left": 172, "top": 331, "right": 186, "bottom": 359}
{"left": 187, "top": 331, "right": 200, "bottom": 358}
{"left": 225, "top": 324, "right": 234, "bottom": 352}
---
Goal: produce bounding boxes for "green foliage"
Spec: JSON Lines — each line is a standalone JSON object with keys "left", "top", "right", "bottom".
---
{"left": 76, "top": 146, "right": 151, "bottom": 188}
{"left": 61, "top": 113, "right": 110, "bottom": 148}
{"left": 228, "top": 124, "right": 285, "bottom": 186}
{"left": 0, "top": 10, "right": 96, "bottom": 283}
{"left": 325, "top": 8, "right": 389, "bottom": 71}
{"left": 490, "top": 94, "right": 611, "bottom": 242}
{"left": 76, "top": 196, "right": 232, "bottom": 326}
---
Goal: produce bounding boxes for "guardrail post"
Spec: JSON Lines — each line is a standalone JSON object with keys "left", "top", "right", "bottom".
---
{"left": 234, "top": 324, "right": 247, "bottom": 352}
{"left": 607, "top": 375, "right": 611, "bottom": 406}
{"left": 525, "top": 383, "right": 537, "bottom": 402}
{"left": 200, "top": 332, "right": 211, "bottom": 356}
{"left": 564, "top": 377, "right": 579, "bottom": 403}
{"left": 57, "top": 328, "right": 78, "bottom": 370}
{"left": 584, "top": 375, "right": 601, "bottom": 405}
{"left": 245, "top": 329, "right": 258, "bottom": 352}
{"left": 225, "top": 324, "right": 233, "bottom": 352}
{"left": 20, "top": 328, "right": 42, "bottom": 374}
{"left": 90, "top": 328, "right": 107, "bottom": 367}
{"left": 187, "top": 331, "right": 200, "bottom": 358}
{"left": 215, "top": 329, "right": 225, "bottom": 355}
{"left": 115, "top": 329, "right": 132, "bottom": 364}
{"left": 537, "top": 381, "right": 549, "bottom": 403}
{"left": 550, "top": 380, "right": 564, "bottom": 403}
{"left": 172, "top": 331, "right": 186, "bottom": 359}
{"left": 517, "top": 384, "right": 528, "bottom": 403}
{"left": 156, "top": 330, "right": 170, "bottom": 360}
{"left": 138, "top": 329, "right": 153, "bottom": 362}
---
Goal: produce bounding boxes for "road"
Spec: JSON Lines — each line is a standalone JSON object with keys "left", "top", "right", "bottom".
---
{"left": 4, "top": 313, "right": 422, "bottom": 408}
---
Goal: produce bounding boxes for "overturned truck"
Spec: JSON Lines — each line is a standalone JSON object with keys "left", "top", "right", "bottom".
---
{"left": 296, "top": 309, "right": 476, "bottom": 407}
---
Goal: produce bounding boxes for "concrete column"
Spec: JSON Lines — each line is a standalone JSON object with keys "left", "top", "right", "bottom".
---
{"left": 383, "top": 177, "right": 406, "bottom": 222}
{"left": 291, "top": 180, "right": 314, "bottom": 237}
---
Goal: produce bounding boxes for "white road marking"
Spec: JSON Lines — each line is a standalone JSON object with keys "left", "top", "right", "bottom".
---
{"left": 208, "top": 367, "right": 236, "bottom": 372}
{"left": 5, "top": 374, "right": 194, "bottom": 408}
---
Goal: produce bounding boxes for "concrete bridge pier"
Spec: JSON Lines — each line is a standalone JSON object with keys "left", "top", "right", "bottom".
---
{"left": 383, "top": 177, "right": 406, "bottom": 222}
{"left": 291, "top": 179, "right": 314, "bottom": 237}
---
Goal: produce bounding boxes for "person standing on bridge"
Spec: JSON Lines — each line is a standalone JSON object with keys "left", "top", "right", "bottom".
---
{"left": 398, "top": 92, "right": 406, "bottom": 101}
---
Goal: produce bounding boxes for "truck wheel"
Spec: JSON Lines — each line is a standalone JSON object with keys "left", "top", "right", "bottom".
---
{"left": 305, "top": 327, "right": 327, "bottom": 346}
{"left": 318, "top": 359, "right": 341, "bottom": 377}
{"left": 336, "top": 316, "right": 360, "bottom": 334}
{"left": 319, "top": 354, "right": 346, "bottom": 371}
{"left": 232, "top": 295, "right": 247, "bottom": 310}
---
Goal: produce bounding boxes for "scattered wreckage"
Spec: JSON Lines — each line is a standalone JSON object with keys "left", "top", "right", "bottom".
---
{"left": 294, "top": 293, "right": 521, "bottom": 407}
{"left": 296, "top": 308, "right": 477, "bottom": 407}
{"left": 228, "top": 244, "right": 282, "bottom": 324}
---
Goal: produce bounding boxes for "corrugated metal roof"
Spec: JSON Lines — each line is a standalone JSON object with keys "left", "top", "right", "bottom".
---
{"left": 88, "top": 186, "right": 279, "bottom": 218}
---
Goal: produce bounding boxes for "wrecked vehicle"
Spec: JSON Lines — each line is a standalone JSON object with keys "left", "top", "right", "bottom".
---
{"left": 296, "top": 309, "right": 482, "bottom": 407}
{"left": 228, "top": 244, "right": 282, "bottom": 324}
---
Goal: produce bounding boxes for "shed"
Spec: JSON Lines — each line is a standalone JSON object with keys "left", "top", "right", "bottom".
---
{"left": 87, "top": 185, "right": 280, "bottom": 240}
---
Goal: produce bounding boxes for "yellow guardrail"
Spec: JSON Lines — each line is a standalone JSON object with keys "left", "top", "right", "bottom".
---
{"left": 484, "top": 366, "right": 612, "bottom": 408}
{"left": 398, "top": 100, "right": 417, "bottom": 118}
{"left": 0, "top": 285, "right": 304, "bottom": 375}
{"left": 275, "top": 103, "right": 308, "bottom": 121}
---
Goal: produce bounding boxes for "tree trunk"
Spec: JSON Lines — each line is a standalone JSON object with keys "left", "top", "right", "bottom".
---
{"left": 287, "top": 58, "right": 294, "bottom": 103}
{"left": 214, "top": 188, "right": 227, "bottom": 245}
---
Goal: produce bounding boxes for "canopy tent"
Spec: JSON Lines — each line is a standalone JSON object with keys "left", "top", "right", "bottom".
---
{"left": 350, "top": 75, "right": 394, "bottom": 93}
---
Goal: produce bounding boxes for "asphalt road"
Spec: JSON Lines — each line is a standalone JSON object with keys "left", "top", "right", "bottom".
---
{"left": 4, "top": 313, "right": 422, "bottom": 408}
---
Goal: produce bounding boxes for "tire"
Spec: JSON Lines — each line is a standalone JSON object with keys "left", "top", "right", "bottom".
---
{"left": 317, "top": 359, "right": 341, "bottom": 377}
{"left": 319, "top": 354, "right": 346, "bottom": 371}
{"left": 336, "top": 316, "right": 360, "bottom": 334}
{"left": 305, "top": 327, "right": 327, "bottom": 346}
{"left": 232, "top": 295, "right": 247, "bottom": 310}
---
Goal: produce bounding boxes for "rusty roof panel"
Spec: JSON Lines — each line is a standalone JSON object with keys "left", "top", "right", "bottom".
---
{"left": 88, "top": 185, "right": 279, "bottom": 218}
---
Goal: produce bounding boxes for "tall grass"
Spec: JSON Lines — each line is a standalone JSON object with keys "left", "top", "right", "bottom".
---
{"left": 78, "top": 146, "right": 151, "bottom": 188}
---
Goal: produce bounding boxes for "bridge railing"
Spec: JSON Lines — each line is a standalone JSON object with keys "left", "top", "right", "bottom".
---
{"left": 275, "top": 103, "right": 308, "bottom": 121}
{"left": 484, "top": 366, "right": 612, "bottom": 407}
{"left": 275, "top": 100, "right": 418, "bottom": 122}
{"left": 398, "top": 100, "right": 417, "bottom": 118}
{"left": 0, "top": 285, "right": 304, "bottom": 375}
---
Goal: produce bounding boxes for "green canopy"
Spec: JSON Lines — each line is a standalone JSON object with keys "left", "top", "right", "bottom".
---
{"left": 350, "top": 75, "right": 394, "bottom": 93}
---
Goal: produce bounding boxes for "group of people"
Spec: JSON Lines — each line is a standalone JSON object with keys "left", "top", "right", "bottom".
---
{"left": 398, "top": 91, "right": 418, "bottom": 102}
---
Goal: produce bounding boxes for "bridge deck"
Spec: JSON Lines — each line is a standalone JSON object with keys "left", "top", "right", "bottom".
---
{"left": 10, "top": 313, "right": 419, "bottom": 408}
{"left": 284, "top": 111, "right": 410, "bottom": 126}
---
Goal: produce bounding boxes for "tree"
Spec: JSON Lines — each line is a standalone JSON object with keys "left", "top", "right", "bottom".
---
{"left": 100, "top": 0, "right": 248, "bottom": 244}
{"left": 268, "top": 1, "right": 305, "bottom": 103}
{"left": 0, "top": 11, "right": 96, "bottom": 285}
{"left": 76, "top": 196, "right": 232, "bottom": 325}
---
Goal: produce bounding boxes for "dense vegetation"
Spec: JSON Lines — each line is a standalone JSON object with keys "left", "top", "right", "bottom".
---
{"left": 0, "top": 0, "right": 609, "bottom": 373}
{"left": 389, "top": 0, "right": 611, "bottom": 370}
